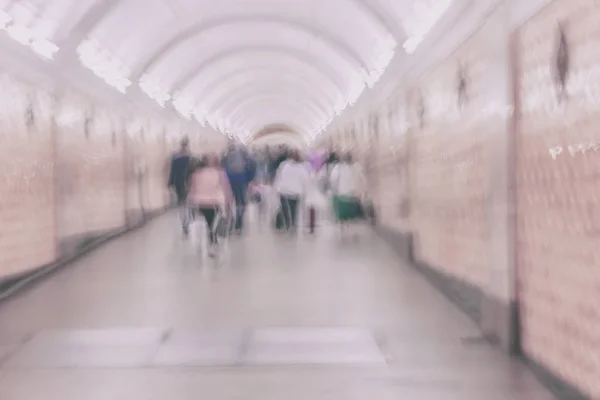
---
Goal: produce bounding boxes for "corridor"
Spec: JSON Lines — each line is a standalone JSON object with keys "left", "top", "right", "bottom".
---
{"left": 2, "top": 0, "right": 600, "bottom": 397}
{"left": 0, "top": 213, "right": 555, "bottom": 400}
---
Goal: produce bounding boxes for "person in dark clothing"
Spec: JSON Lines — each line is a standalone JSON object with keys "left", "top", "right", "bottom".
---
{"left": 325, "top": 150, "right": 340, "bottom": 166}
{"left": 222, "top": 143, "right": 256, "bottom": 233}
{"left": 168, "top": 137, "right": 193, "bottom": 236}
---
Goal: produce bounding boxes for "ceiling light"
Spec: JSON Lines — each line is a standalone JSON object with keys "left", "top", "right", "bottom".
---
{"left": 403, "top": 36, "right": 422, "bottom": 53}
{"left": 139, "top": 74, "right": 171, "bottom": 107}
{"left": 31, "top": 38, "right": 58, "bottom": 59}
{"left": 402, "top": 0, "right": 452, "bottom": 53}
{"left": 78, "top": 39, "right": 131, "bottom": 93}
{"left": 6, "top": 24, "right": 31, "bottom": 45}
{"left": 172, "top": 94, "right": 195, "bottom": 119}
{"left": 0, "top": 7, "right": 60, "bottom": 61}
{"left": 0, "top": 9, "right": 12, "bottom": 27}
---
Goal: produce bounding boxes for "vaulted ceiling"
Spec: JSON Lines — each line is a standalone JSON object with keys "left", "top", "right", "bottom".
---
{"left": 0, "top": 0, "right": 469, "bottom": 143}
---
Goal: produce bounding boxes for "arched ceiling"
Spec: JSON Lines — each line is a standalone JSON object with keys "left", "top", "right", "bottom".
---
{"left": 254, "top": 123, "right": 297, "bottom": 139}
{"left": 0, "top": 0, "right": 460, "bottom": 142}
{"left": 252, "top": 131, "right": 306, "bottom": 149}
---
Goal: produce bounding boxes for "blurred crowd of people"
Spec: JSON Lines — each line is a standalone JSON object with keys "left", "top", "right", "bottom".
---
{"left": 167, "top": 137, "right": 368, "bottom": 256}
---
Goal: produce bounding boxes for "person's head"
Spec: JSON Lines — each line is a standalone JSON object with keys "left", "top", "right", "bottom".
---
{"left": 326, "top": 151, "right": 339, "bottom": 164}
{"left": 288, "top": 150, "right": 301, "bottom": 163}
{"left": 180, "top": 137, "right": 189, "bottom": 153}
{"left": 189, "top": 157, "right": 203, "bottom": 172}
{"left": 203, "top": 152, "right": 220, "bottom": 167}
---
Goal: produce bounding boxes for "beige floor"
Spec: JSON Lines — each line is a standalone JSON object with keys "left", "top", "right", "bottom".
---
{"left": 0, "top": 211, "right": 556, "bottom": 399}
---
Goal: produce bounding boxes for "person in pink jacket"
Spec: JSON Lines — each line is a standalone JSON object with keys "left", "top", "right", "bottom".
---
{"left": 187, "top": 153, "right": 234, "bottom": 255}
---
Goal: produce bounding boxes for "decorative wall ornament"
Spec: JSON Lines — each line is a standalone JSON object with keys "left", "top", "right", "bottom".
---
{"left": 83, "top": 110, "right": 94, "bottom": 139}
{"left": 554, "top": 21, "right": 569, "bottom": 103}
{"left": 371, "top": 114, "right": 380, "bottom": 139}
{"left": 457, "top": 62, "right": 468, "bottom": 109}
{"left": 25, "top": 99, "right": 35, "bottom": 129}
{"left": 416, "top": 91, "right": 426, "bottom": 128}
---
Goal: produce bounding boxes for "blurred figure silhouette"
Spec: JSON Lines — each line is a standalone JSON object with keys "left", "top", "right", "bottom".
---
{"left": 187, "top": 153, "right": 233, "bottom": 257}
{"left": 274, "top": 150, "right": 310, "bottom": 232}
{"left": 222, "top": 142, "right": 256, "bottom": 234}
{"left": 168, "top": 137, "right": 193, "bottom": 237}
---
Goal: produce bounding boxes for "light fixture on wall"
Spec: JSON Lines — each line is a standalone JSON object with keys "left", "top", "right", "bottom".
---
{"left": 193, "top": 108, "right": 208, "bottom": 127}
{"left": 172, "top": 93, "right": 194, "bottom": 120}
{"left": 55, "top": 103, "right": 83, "bottom": 129}
{"left": 364, "top": 34, "right": 397, "bottom": 88}
{"left": 0, "top": 9, "right": 11, "bottom": 27}
{"left": 126, "top": 118, "right": 145, "bottom": 139}
{"left": 6, "top": 23, "right": 30, "bottom": 44}
{"left": 347, "top": 80, "right": 366, "bottom": 107}
{"left": 191, "top": 105, "right": 253, "bottom": 139}
{"left": 30, "top": 38, "right": 58, "bottom": 59}
{"left": 77, "top": 39, "right": 132, "bottom": 93}
{"left": 402, "top": 0, "right": 453, "bottom": 54}
{"left": 0, "top": 7, "right": 59, "bottom": 60}
{"left": 139, "top": 74, "right": 170, "bottom": 107}
{"left": 318, "top": 0, "right": 453, "bottom": 141}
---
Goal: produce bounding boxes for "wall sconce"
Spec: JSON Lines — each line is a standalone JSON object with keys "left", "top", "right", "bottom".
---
{"left": 0, "top": 8, "right": 59, "bottom": 60}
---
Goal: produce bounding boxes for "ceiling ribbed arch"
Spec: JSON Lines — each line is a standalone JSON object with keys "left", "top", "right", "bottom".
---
{"left": 192, "top": 66, "right": 341, "bottom": 109}
{"left": 132, "top": 15, "right": 369, "bottom": 80}
{"left": 167, "top": 45, "right": 348, "bottom": 98}
{"left": 207, "top": 82, "right": 332, "bottom": 119}
{"left": 8, "top": 0, "right": 466, "bottom": 142}
{"left": 225, "top": 96, "right": 327, "bottom": 128}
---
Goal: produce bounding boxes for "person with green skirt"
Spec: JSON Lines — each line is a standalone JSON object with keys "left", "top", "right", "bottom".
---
{"left": 329, "top": 153, "right": 367, "bottom": 234}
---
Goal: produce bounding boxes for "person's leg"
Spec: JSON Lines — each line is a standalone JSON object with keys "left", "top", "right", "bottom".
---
{"left": 176, "top": 186, "right": 190, "bottom": 236}
{"left": 232, "top": 185, "right": 247, "bottom": 233}
{"left": 237, "top": 201, "right": 246, "bottom": 232}
{"left": 258, "top": 195, "right": 266, "bottom": 225}
{"left": 333, "top": 196, "right": 346, "bottom": 238}
{"left": 200, "top": 207, "right": 218, "bottom": 246}
{"left": 288, "top": 197, "right": 299, "bottom": 230}
{"left": 280, "top": 195, "right": 291, "bottom": 230}
{"left": 309, "top": 206, "right": 316, "bottom": 234}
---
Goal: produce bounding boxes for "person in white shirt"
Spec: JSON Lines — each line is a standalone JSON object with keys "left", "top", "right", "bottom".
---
{"left": 273, "top": 150, "right": 310, "bottom": 231}
{"left": 329, "top": 153, "right": 367, "bottom": 229}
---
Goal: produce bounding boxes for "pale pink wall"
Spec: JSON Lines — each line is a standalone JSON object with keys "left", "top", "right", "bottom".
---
{"left": 0, "top": 69, "right": 212, "bottom": 282}
{"left": 408, "top": 26, "right": 488, "bottom": 288}
{"left": 56, "top": 92, "right": 127, "bottom": 239}
{"left": 326, "top": 0, "right": 599, "bottom": 397}
{"left": 142, "top": 123, "right": 170, "bottom": 212}
{"left": 515, "top": 0, "right": 600, "bottom": 397}
{"left": 370, "top": 105, "right": 411, "bottom": 229}
{"left": 0, "top": 73, "right": 56, "bottom": 277}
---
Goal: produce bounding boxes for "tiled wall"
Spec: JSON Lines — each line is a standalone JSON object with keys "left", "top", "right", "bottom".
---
{"left": 515, "top": 0, "right": 600, "bottom": 397}
{"left": 370, "top": 102, "right": 411, "bottom": 231}
{"left": 0, "top": 70, "right": 223, "bottom": 283}
{"left": 408, "top": 25, "right": 489, "bottom": 288}
{"left": 56, "top": 92, "right": 127, "bottom": 240}
{"left": 329, "top": 0, "right": 600, "bottom": 397}
{"left": 0, "top": 74, "right": 56, "bottom": 277}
